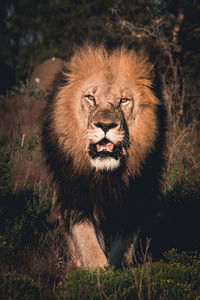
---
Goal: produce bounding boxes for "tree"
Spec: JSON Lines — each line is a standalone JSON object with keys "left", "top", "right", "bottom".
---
{"left": 109, "top": 0, "right": 200, "bottom": 123}
{"left": 0, "top": 0, "right": 115, "bottom": 85}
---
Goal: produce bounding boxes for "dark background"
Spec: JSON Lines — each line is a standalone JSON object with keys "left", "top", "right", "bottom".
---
{"left": 0, "top": 0, "right": 200, "bottom": 95}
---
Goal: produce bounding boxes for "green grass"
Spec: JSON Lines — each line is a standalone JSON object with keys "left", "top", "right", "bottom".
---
{"left": 58, "top": 252, "right": 200, "bottom": 299}
{"left": 0, "top": 272, "right": 45, "bottom": 300}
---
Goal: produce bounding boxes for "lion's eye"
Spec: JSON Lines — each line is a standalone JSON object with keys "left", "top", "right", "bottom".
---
{"left": 85, "top": 95, "right": 95, "bottom": 103}
{"left": 120, "top": 98, "right": 130, "bottom": 105}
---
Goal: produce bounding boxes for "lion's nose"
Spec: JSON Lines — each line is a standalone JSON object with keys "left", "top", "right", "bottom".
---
{"left": 94, "top": 122, "right": 118, "bottom": 133}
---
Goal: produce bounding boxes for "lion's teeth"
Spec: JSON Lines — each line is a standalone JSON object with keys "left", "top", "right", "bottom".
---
{"left": 96, "top": 142, "right": 114, "bottom": 152}
{"left": 97, "top": 144, "right": 101, "bottom": 151}
{"left": 109, "top": 143, "right": 114, "bottom": 151}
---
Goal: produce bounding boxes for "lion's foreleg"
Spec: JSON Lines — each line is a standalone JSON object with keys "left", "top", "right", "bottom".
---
{"left": 108, "top": 234, "right": 125, "bottom": 267}
{"left": 109, "top": 231, "right": 140, "bottom": 267}
{"left": 70, "top": 221, "right": 108, "bottom": 268}
{"left": 63, "top": 232, "right": 82, "bottom": 268}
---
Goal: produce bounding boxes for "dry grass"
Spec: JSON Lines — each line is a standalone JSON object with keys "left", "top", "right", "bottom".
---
{"left": 10, "top": 147, "right": 51, "bottom": 195}
{"left": 0, "top": 91, "right": 75, "bottom": 298}
{"left": 0, "top": 95, "right": 45, "bottom": 138}
{"left": 164, "top": 120, "right": 200, "bottom": 190}
{"left": 1, "top": 228, "right": 73, "bottom": 299}
{"left": 130, "top": 238, "right": 152, "bottom": 300}
{"left": 20, "top": 230, "right": 72, "bottom": 299}
{"left": 0, "top": 94, "right": 52, "bottom": 196}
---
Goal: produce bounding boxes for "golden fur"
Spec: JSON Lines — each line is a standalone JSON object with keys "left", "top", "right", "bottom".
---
{"left": 42, "top": 45, "right": 165, "bottom": 267}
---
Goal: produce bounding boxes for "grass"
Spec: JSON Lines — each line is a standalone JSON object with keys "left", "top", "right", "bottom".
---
{"left": 0, "top": 82, "right": 199, "bottom": 299}
{"left": 58, "top": 255, "right": 200, "bottom": 300}
{"left": 0, "top": 271, "right": 45, "bottom": 300}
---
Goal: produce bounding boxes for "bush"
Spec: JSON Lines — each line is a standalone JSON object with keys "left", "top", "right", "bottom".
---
{"left": 150, "top": 261, "right": 200, "bottom": 299}
{"left": 0, "top": 272, "right": 45, "bottom": 300}
{"left": 0, "top": 234, "right": 14, "bottom": 263}
{"left": 58, "top": 251, "right": 200, "bottom": 300}
{"left": 163, "top": 248, "right": 200, "bottom": 267}
{"left": 0, "top": 187, "right": 50, "bottom": 251}
{"left": 8, "top": 80, "right": 47, "bottom": 99}
{"left": 0, "top": 141, "right": 11, "bottom": 198}
{"left": 58, "top": 268, "right": 138, "bottom": 300}
{"left": 0, "top": 141, "right": 50, "bottom": 257}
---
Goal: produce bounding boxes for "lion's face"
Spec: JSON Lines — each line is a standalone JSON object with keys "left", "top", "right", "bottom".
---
{"left": 80, "top": 77, "right": 134, "bottom": 171}
{"left": 54, "top": 46, "right": 160, "bottom": 174}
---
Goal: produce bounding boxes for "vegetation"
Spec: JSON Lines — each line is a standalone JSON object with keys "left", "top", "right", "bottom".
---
{"left": 1, "top": 0, "right": 200, "bottom": 96}
{"left": 58, "top": 251, "right": 200, "bottom": 299}
{"left": 0, "top": 0, "right": 199, "bottom": 298}
{"left": 0, "top": 272, "right": 45, "bottom": 300}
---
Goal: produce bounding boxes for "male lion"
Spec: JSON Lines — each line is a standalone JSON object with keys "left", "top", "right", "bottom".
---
{"left": 42, "top": 45, "right": 165, "bottom": 268}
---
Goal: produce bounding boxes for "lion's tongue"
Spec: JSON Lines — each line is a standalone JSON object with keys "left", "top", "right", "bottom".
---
{"left": 97, "top": 142, "right": 114, "bottom": 152}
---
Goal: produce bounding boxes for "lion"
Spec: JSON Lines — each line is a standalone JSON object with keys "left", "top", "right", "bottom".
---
{"left": 42, "top": 45, "right": 166, "bottom": 268}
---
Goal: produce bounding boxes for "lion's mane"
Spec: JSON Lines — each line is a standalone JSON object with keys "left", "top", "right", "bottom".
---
{"left": 42, "top": 45, "right": 166, "bottom": 238}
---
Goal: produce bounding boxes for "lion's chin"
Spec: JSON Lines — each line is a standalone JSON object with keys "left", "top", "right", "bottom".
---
{"left": 90, "top": 157, "right": 120, "bottom": 171}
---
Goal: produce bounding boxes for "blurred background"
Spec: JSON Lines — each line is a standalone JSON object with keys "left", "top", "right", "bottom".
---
{"left": 0, "top": 1, "right": 200, "bottom": 299}
{"left": 1, "top": 0, "right": 200, "bottom": 94}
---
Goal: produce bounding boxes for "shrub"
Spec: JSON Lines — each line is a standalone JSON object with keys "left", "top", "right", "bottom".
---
{"left": 150, "top": 261, "right": 200, "bottom": 299}
{"left": 58, "top": 268, "right": 138, "bottom": 300}
{"left": 1, "top": 187, "right": 51, "bottom": 250}
{"left": 0, "top": 272, "right": 45, "bottom": 300}
{"left": 163, "top": 248, "right": 200, "bottom": 267}
{"left": 0, "top": 140, "right": 11, "bottom": 198}
{"left": 0, "top": 144, "right": 51, "bottom": 256}
{"left": 7, "top": 80, "right": 47, "bottom": 99}
{"left": 58, "top": 251, "right": 200, "bottom": 300}
{"left": 0, "top": 234, "right": 14, "bottom": 263}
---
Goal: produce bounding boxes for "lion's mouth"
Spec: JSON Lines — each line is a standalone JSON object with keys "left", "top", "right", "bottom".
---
{"left": 89, "top": 138, "right": 122, "bottom": 160}
{"left": 96, "top": 138, "right": 114, "bottom": 153}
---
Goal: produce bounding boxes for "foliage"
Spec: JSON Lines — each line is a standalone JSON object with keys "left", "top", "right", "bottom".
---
{"left": 0, "top": 140, "right": 11, "bottom": 198}
{"left": 58, "top": 268, "right": 141, "bottom": 300}
{"left": 150, "top": 261, "right": 200, "bottom": 299}
{"left": 0, "top": 234, "right": 14, "bottom": 262}
{"left": 0, "top": 0, "right": 199, "bottom": 95}
{"left": 58, "top": 252, "right": 200, "bottom": 300}
{"left": 22, "top": 135, "right": 40, "bottom": 151}
{"left": 0, "top": 0, "right": 115, "bottom": 84}
{"left": 0, "top": 138, "right": 50, "bottom": 253}
{"left": 163, "top": 248, "right": 200, "bottom": 267}
{"left": 0, "top": 272, "right": 45, "bottom": 300}
{"left": 0, "top": 186, "right": 50, "bottom": 251}
{"left": 7, "top": 80, "right": 47, "bottom": 99}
